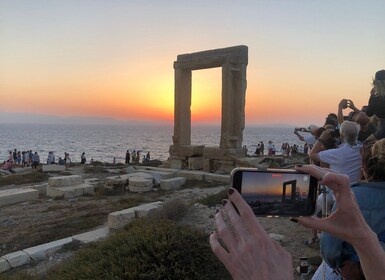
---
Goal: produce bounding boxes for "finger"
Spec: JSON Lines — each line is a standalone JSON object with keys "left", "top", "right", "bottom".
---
{"left": 295, "top": 164, "right": 327, "bottom": 180}
{"left": 222, "top": 199, "right": 249, "bottom": 245}
{"left": 227, "top": 189, "right": 269, "bottom": 239}
{"left": 214, "top": 209, "right": 238, "bottom": 253}
{"left": 209, "top": 231, "right": 230, "bottom": 265}
{"left": 320, "top": 172, "right": 350, "bottom": 195}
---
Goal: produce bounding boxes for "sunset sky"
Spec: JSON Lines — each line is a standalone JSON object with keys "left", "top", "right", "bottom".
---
{"left": 1, "top": 0, "right": 384, "bottom": 126}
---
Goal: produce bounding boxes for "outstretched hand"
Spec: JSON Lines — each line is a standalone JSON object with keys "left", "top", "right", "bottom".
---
{"left": 295, "top": 165, "right": 372, "bottom": 246}
{"left": 210, "top": 189, "right": 293, "bottom": 280}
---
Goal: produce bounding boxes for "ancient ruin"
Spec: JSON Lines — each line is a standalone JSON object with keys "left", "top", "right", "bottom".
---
{"left": 168, "top": 45, "right": 248, "bottom": 172}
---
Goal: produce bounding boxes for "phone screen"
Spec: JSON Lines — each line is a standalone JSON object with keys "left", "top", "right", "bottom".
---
{"left": 232, "top": 169, "right": 317, "bottom": 216}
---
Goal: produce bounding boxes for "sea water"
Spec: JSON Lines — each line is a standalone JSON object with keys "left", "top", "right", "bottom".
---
{"left": 0, "top": 124, "right": 303, "bottom": 163}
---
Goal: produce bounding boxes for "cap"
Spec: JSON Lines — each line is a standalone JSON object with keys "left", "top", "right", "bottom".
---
{"left": 375, "top": 70, "right": 385, "bottom": 81}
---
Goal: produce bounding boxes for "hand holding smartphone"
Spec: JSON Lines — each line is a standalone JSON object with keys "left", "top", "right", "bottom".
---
{"left": 230, "top": 168, "right": 318, "bottom": 217}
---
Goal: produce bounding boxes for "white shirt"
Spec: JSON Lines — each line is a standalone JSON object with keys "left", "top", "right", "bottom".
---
{"left": 319, "top": 143, "right": 362, "bottom": 184}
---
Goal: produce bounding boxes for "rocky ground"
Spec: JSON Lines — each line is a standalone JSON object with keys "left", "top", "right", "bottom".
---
{"left": 0, "top": 158, "right": 320, "bottom": 279}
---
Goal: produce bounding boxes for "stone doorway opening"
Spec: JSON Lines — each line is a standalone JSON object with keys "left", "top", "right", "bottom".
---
{"left": 167, "top": 45, "right": 248, "bottom": 172}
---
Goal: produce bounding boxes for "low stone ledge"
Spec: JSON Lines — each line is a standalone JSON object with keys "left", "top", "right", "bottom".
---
{"left": 160, "top": 177, "right": 186, "bottom": 190}
{"left": 23, "top": 237, "right": 73, "bottom": 262}
{"left": 13, "top": 167, "right": 33, "bottom": 174}
{"left": 46, "top": 183, "right": 94, "bottom": 199}
{"left": 134, "top": 201, "right": 163, "bottom": 218}
{"left": 108, "top": 201, "right": 163, "bottom": 229}
{"left": 30, "top": 183, "right": 48, "bottom": 196}
{"left": 42, "top": 165, "right": 66, "bottom": 172}
{"left": 108, "top": 208, "right": 136, "bottom": 229}
{"left": 2, "top": 251, "right": 31, "bottom": 268}
{"left": 48, "top": 175, "right": 84, "bottom": 188}
{"left": 175, "top": 170, "right": 206, "bottom": 181}
{"left": 72, "top": 227, "right": 110, "bottom": 244}
{"left": 0, "top": 188, "right": 39, "bottom": 207}
{"left": 205, "top": 173, "right": 230, "bottom": 184}
{"left": 0, "top": 257, "right": 11, "bottom": 273}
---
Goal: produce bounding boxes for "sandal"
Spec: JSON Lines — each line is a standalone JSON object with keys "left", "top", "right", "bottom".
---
{"left": 304, "top": 237, "right": 319, "bottom": 245}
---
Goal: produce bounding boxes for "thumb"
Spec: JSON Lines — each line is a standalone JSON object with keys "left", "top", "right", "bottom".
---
{"left": 296, "top": 216, "right": 326, "bottom": 231}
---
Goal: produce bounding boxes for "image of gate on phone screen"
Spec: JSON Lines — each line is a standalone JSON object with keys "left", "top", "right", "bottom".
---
{"left": 241, "top": 172, "right": 314, "bottom": 216}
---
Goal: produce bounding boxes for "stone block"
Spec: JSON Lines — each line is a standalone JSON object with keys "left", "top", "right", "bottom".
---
{"left": 136, "top": 166, "right": 179, "bottom": 175}
{"left": 141, "top": 170, "right": 175, "bottom": 180}
{"left": 0, "top": 257, "right": 11, "bottom": 273}
{"left": 176, "top": 170, "right": 206, "bottom": 181}
{"left": 46, "top": 183, "right": 94, "bottom": 199}
{"left": 170, "top": 159, "right": 183, "bottom": 169}
{"left": 42, "top": 165, "right": 66, "bottom": 172}
{"left": 0, "top": 188, "right": 39, "bottom": 207}
{"left": 169, "top": 145, "right": 204, "bottom": 157}
{"left": 72, "top": 227, "right": 110, "bottom": 244}
{"left": 205, "top": 173, "right": 230, "bottom": 184}
{"left": 13, "top": 167, "right": 32, "bottom": 174}
{"left": 203, "top": 159, "right": 213, "bottom": 172}
{"left": 203, "top": 147, "right": 244, "bottom": 160}
{"left": 2, "top": 251, "right": 30, "bottom": 268}
{"left": 23, "top": 237, "right": 73, "bottom": 262}
{"left": 160, "top": 177, "right": 186, "bottom": 190}
{"left": 108, "top": 208, "right": 136, "bottom": 229}
{"left": 134, "top": 201, "right": 163, "bottom": 217}
{"left": 30, "top": 183, "right": 48, "bottom": 196}
{"left": 105, "top": 174, "right": 131, "bottom": 187}
{"left": 188, "top": 157, "right": 204, "bottom": 170}
{"left": 48, "top": 175, "right": 84, "bottom": 188}
{"left": 128, "top": 177, "right": 153, "bottom": 192}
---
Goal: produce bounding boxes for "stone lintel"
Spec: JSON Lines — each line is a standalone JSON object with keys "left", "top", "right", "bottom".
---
{"left": 174, "top": 56, "right": 246, "bottom": 71}
{"left": 175, "top": 45, "right": 248, "bottom": 70}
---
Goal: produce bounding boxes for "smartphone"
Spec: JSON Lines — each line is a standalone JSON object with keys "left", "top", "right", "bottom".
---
{"left": 300, "top": 257, "right": 309, "bottom": 274}
{"left": 230, "top": 168, "right": 318, "bottom": 217}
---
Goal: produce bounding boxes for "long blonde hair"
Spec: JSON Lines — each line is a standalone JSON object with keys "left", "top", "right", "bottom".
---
{"left": 362, "top": 139, "right": 385, "bottom": 181}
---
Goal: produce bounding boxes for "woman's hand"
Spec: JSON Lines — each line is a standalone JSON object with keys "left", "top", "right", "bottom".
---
{"left": 295, "top": 165, "right": 373, "bottom": 246}
{"left": 210, "top": 189, "right": 293, "bottom": 280}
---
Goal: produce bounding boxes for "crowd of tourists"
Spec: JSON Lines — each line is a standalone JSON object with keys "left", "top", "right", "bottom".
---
{"left": 1, "top": 148, "right": 152, "bottom": 172}
{"left": 211, "top": 69, "right": 385, "bottom": 279}
{"left": 253, "top": 140, "right": 309, "bottom": 156}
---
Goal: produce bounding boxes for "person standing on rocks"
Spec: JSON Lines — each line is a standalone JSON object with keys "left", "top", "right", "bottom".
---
{"left": 125, "top": 150, "right": 130, "bottom": 164}
{"left": 81, "top": 152, "right": 86, "bottom": 164}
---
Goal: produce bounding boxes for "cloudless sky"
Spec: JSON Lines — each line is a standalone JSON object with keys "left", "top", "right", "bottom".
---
{"left": 1, "top": 0, "right": 384, "bottom": 126}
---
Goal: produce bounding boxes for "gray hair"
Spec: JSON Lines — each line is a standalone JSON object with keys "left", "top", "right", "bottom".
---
{"left": 340, "top": 121, "right": 360, "bottom": 145}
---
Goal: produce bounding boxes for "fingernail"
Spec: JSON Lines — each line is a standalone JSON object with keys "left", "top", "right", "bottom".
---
{"left": 228, "top": 188, "right": 235, "bottom": 195}
{"left": 222, "top": 199, "right": 228, "bottom": 206}
{"left": 290, "top": 218, "right": 298, "bottom": 223}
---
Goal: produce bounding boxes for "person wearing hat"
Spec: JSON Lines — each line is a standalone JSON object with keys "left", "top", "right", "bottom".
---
{"left": 366, "top": 70, "right": 385, "bottom": 140}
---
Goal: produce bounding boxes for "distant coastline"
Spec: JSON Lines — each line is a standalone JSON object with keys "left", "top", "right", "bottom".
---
{"left": 0, "top": 111, "right": 297, "bottom": 128}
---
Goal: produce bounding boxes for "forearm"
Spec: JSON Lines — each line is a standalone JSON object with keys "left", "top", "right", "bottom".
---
{"left": 309, "top": 140, "right": 322, "bottom": 163}
{"left": 353, "top": 231, "right": 385, "bottom": 280}
{"left": 337, "top": 107, "right": 344, "bottom": 124}
{"left": 294, "top": 131, "right": 304, "bottom": 141}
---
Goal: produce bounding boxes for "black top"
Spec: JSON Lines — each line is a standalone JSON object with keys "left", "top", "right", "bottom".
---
{"left": 366, "top": 95, "right": 385, "bottom": 119}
